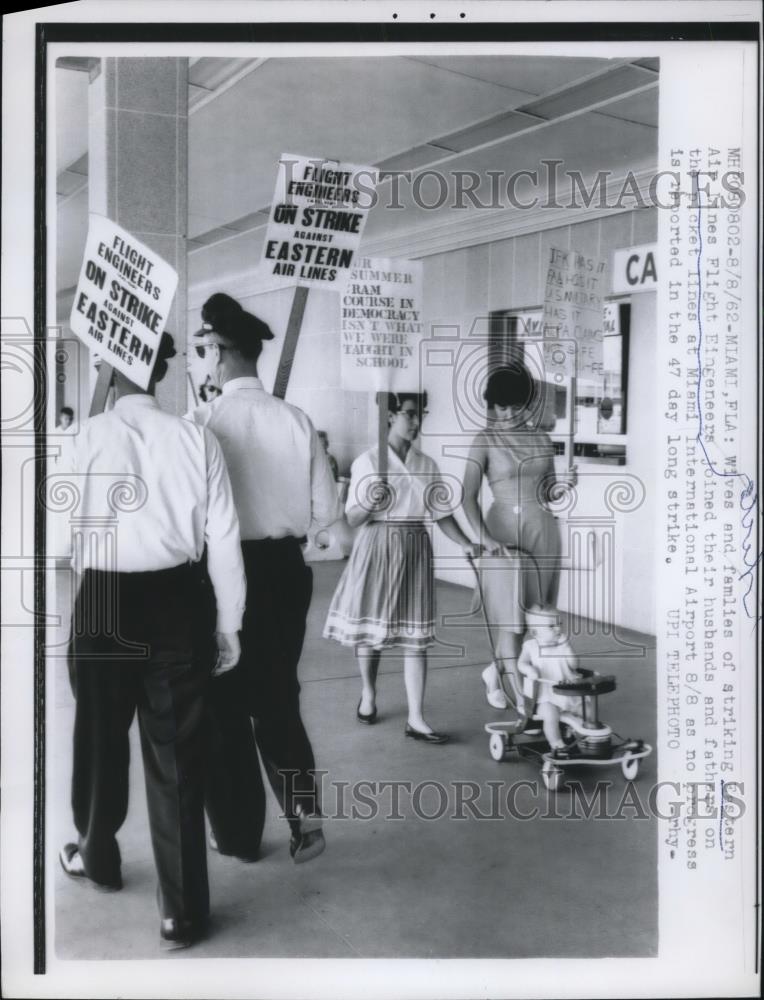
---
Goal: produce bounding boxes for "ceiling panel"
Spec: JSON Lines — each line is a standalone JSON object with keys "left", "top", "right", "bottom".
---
{"left": 361, "top": 109, "right": 658, "bottom": 243}
{"left": 408, "top": 56, "right": 612, "bottom": 96}
{"left": 437, "top": 109, "right": 545, "bottom": 153}
{"left": 378, "top": 143, "right": 460, "bottom": 173}
{"left": 188, "top": 57, "right": 523, "bottom": 236}
{"left": 57, "top": 54, "right": 659, "bottom": 292}
{"left": 522, "top": 64, "right": 654, "bottom": 119}
{"left": 595, "top": 89, "right": 658, "bottom": 129}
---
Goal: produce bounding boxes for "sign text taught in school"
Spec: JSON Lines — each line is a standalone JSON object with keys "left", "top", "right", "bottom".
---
{"left": 341, "top": 256, "right": 424, "bottom": 391}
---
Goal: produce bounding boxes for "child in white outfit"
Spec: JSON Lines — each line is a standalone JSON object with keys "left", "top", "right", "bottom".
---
{"left": 518, "top": 606, "right": 582, "bottom": 758}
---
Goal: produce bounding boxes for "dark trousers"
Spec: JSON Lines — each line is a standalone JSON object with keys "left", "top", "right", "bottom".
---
{"left": 68, "top": 564, "right": 209, "bottom": 923}
{"left": 204, "top": 537, "right": 319, "bottom": 852}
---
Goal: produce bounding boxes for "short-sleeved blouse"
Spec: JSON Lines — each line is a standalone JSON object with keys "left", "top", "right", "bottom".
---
{"left": 347, "top": 445, "right": 454, "bottom": 522}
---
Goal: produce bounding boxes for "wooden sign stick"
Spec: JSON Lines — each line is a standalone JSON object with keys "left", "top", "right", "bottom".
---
{"left": 377, "top": 392, "right": 389, "bottom": 481}
{"left": 89, "top": 362, "right": 114, "bottom": 416}
{"left": 567, "top": 361, "right": 577, "bottom": 472}
{"left": 273, "top": 285, "right": 310, "bottom": 400}
{"left": 187, "top": 368, "right": 199, "bottom": 408}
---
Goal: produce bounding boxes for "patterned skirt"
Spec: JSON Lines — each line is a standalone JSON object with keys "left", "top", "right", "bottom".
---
{"left": 323, "top": 520, "right": 434, "bottom": 651}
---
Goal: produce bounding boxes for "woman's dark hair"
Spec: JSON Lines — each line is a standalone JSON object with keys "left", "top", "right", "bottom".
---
{"left": 375, "top": 391, "right": 429, "bottom": 415}
{"left": 60, "top": 406, "right": 74, "bottom": 418}
{"left": 151, "top": 331, "right": 177, "bottom": 384}
{"left": 198, "top": 293, "right": 274, "bottom": 361}
{"left": 483, "top": 364, "right": 536, "bottom": 411}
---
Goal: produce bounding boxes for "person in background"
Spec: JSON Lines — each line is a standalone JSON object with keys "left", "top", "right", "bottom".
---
{"left": 462, "top": 363, "right": 576, "bottom": 710}
{"left": 57, "top": 405, "right": 77, "bottom": 431}
{"left": 54, "top": 406, "right": 78, "bottom": 466}
{"left": 189, "top": 292, "right": 341, "bottom": 864}
{"left": 597, "top": 396, "right": 622, "bottom": 434}
{"left": 198, "top": 377, "right": 222, "bottom": 403}
{"left": 58, "top": 334, "right": 246, "bottom": 951}
{"left": 317, "top": 430, "right": 340, "bottom": 481}
{"left": 324, "top": 392, "right": 482, "bottom": 744}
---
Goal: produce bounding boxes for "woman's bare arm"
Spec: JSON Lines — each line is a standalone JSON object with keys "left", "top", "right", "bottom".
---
{"left": 463, "top": 437, "right": 502, "bottom": 551}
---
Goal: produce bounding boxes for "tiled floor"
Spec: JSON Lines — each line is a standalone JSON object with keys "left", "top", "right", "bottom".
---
{"left": 52, "top": 561, "right": 657, "bottom": 959}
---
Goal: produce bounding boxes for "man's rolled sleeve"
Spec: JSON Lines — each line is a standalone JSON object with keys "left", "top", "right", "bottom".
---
{"left": 203, "top": 428, "right": 246, "bottom": 633}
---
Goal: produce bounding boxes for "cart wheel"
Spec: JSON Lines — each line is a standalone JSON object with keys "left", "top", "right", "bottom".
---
{"left": 621, "top": 755, "right": 640, "bottom": 781}
{"left": 542, "top": 764, "right": 563, "bottom": 791}
{"left": 489, "top": 732, "right": 507, "bottom": 762}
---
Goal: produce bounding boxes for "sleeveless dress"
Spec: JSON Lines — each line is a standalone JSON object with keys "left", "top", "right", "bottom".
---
{"left": 475, "top": 425, "right": 561, "bottom": 612}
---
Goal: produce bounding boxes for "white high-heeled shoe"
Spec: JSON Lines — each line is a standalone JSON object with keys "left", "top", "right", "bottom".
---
{"left": 481, "top": 662, "right": 508, "bottom": 710}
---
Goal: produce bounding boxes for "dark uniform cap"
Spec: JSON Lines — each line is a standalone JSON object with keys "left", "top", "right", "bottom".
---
{"left": 196, "top": 293, "right": 274, "bottom": 357}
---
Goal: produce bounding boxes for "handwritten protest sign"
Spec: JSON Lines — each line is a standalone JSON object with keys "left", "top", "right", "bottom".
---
{"left": 542, "top": 246, "right": 607, "bottom": 383}
{"left": 69, "top": 215, "right": 178, "bottom": 391}
{"left": 261, "top": 154, "right": 378, "bottom": 289}
{"left": 340, "top": 256, "right": 424, "bottom": 391}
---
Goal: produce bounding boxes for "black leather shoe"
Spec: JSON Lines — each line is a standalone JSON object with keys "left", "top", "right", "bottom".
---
{"left": 290, "top": 828, "right": 326, "bottom": 864}
{"left": 289, "top": 812, "right": 326, "bottom": 865}
{"left": 160, "top": 917, "right": 207, "bottom": 951}
{"left": 59, "top": 843, "right": 122, "bottom": 892}
{"left": 404, "top": 725, "right": 450, "bottom": 745}
{"left": 356, "top": 699, "right": 377, "bottom": 725}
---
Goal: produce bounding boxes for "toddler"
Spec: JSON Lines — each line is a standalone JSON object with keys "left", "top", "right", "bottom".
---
{"left": 518, "top": 606, "right": 583, "bottom": 759}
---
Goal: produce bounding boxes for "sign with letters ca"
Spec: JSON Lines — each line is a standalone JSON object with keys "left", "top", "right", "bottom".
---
{"left": 612, "top": 242, "right": 658, "bottom": 294}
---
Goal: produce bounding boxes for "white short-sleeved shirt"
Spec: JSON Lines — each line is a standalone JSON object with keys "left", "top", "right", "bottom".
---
{"left": 347, "top": 445, "right": 455, "bottom": 522}
{"left": 55, "top": 394, "right": 246, "bottom": 633}
{"left": 188, "top": 377, "right": 341, "bottom": 541}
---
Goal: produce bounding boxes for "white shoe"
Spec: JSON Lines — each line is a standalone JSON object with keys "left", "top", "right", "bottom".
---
{"left": 481, "top": 663, "right": 508, "bottom": 710}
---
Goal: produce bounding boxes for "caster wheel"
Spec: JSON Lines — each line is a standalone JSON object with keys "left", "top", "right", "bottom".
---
{"left": 542, "top": 764, "right": 563, "bottom": 791}
{"left": 489, "top": 732, "right": 508, "bottom": 761}
{"left": 621, "top": 755, "right": 640, "bottom": 780}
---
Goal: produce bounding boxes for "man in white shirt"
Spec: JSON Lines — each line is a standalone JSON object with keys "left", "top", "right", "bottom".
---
{"left": 56, "top": 334, "right": 246, "bottom": 951}
{"left": 188, "top": 293, "right": 341, "bottom": 864}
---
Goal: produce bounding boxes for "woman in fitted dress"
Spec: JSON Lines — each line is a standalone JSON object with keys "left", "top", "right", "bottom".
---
{"left": 463, "top": 364, "right": 575, "bottom": 707}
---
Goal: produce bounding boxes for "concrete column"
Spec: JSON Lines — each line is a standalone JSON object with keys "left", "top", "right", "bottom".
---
{"left": 88, "top": 57, "right": 188, "bottom": 414}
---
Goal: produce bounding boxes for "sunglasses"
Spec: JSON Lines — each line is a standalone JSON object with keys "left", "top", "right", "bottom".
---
{"left": 194, "top": 340, "right": 230, "bottom": 360}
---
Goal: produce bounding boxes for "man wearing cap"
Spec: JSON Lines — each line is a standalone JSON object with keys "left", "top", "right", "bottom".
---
{"left": 57, "top": 335, "right": 246, "bottom": 950}
{"left": 189, "top": 293, "right": 341, "bottom": 864}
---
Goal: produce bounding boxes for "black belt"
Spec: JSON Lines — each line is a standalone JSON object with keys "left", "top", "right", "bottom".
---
{"left": 241, "top": 536, "right": 307, "bottom": 548}
{"left": 81, "top": 562, "right": 195, "bottom": 581}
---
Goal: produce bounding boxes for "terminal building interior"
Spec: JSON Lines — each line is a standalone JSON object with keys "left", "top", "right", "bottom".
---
{"left": 53, "top": 53, "right": 659, "bottom": 959}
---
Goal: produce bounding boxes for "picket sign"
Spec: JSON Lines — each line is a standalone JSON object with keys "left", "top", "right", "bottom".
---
{"left": 541, "top": 246, "right": 609, "bottom": 472}
{"left": 261, "top": 153, "right": 378, "bottom": 403}
{"left": 70, "top": 215, "right": 179, "bottom": 416}
{"left": 339, "top": 256, "right": 425, "bottom": 483}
